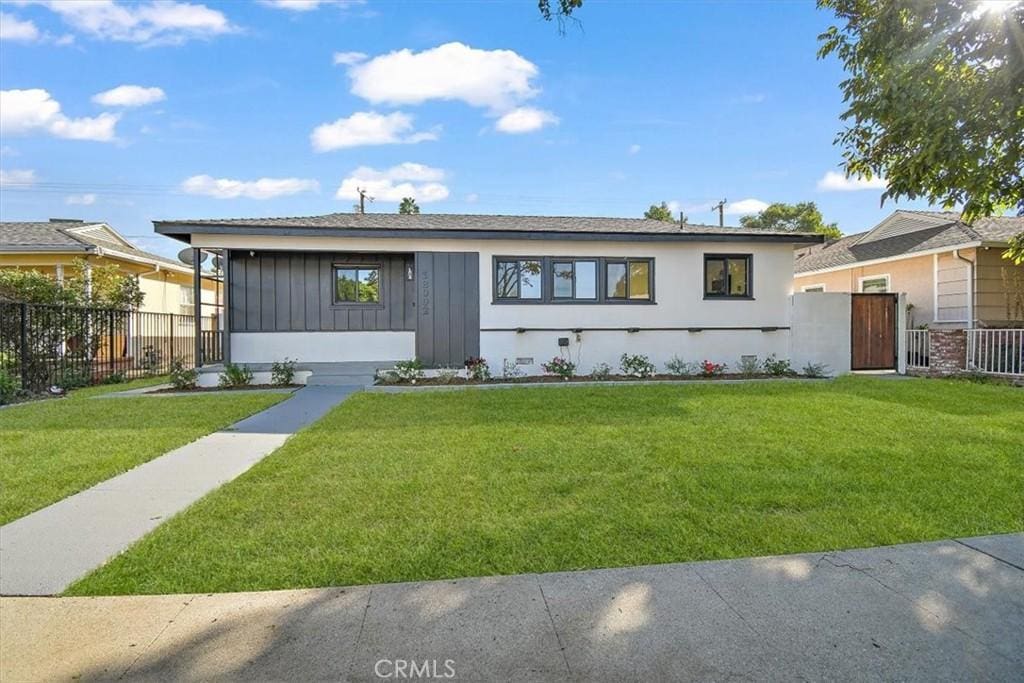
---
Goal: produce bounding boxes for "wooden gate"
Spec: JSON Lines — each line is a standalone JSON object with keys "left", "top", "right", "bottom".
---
{"left": 851, "top": 293, "right": 898, "bottom": 370}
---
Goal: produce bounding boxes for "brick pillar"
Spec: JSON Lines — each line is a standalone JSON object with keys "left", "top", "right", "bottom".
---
{"left": 928, "top": 329, "right": 966, "bottom": 376}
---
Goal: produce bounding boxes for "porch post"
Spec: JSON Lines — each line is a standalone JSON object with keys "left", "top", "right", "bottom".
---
{"left": 193, "top": 248, "right": 202, "bottom": 367}
{"left": 222, "top": 249, "right": 231, "bottom": 364}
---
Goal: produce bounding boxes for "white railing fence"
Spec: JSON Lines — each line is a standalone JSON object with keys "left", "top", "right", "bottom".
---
{"left": 906, "top": 329, "right": 930, "bottom": 369}
{"left": 966, "top": 328, "right": 1024, "bottom": 376}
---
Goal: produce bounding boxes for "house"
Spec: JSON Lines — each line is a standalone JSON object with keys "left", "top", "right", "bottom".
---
{"left": 0, "top": 219, "right": 218, "bottom": 316}
{"left": 793, "top": 211, "right": 1024, "bottom": 329}
{"left": 156, "top": 212, "right": 825, "bottom": 378}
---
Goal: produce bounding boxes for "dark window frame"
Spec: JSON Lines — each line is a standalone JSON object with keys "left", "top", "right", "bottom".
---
{"left": 703, "top": 253, "right": 753, "bottom": 300}
{"left": 492, "top": 256, "right": 655, "bottom": 305}
{"left": 494, "top": 258, "right": 544, "bottom": 301}
{"left": 552, "top": 258, "right": 598, "bottom": 301}
{"left": 332, "top": 263, "right": 384, "bottom": 307}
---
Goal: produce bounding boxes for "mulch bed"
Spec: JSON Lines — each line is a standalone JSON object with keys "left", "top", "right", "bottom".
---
{"left": 152, "top": 384, "right": 300, "bottom": 394}
{"left": 380, "top": 373, "right": 815, "bottom": 387}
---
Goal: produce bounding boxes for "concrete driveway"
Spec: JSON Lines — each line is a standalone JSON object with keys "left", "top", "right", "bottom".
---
{"left": 2, "top": 533, "right": 1021, "bottom": 681}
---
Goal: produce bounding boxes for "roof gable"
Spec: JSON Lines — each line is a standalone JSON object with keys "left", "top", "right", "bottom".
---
{"left": 853, "top": 211, "right": 959, "bottom": 246}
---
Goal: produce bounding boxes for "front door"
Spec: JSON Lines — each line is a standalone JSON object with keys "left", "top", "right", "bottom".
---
{"left": 415, "top": 252, "right": 480, "bottom": 368}
{"left": 851, "top": 293, "right": 898, "bottom": 370}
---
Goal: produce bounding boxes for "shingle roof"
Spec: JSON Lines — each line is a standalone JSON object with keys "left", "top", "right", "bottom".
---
{"left": 0, "top": 220, "right": 192, "bottom": 271}
{"left": 794, "top": 210, "right": 1024, "bottom": 274}
{"left": 154, "top": 212, "right": 821, "bottom": 240}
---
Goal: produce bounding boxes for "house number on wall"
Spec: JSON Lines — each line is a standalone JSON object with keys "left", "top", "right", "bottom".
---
{"left": 420, "top": 268, "right": 431, "bottom": 317}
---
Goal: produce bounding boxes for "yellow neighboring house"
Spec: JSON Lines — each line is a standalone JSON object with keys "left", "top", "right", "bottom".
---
{"left": 0, "top": 218, "right": 218, "bottom": 315}
{"left": 794, "top": 210, "right": 1024, "bottom": 328}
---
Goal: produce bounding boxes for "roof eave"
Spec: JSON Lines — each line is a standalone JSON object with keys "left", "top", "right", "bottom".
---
{"left": 0, "top": 245, "right": 94, "bottom": 253}
{"left": 794, "top": 241, "right": 985, "bottom": 277}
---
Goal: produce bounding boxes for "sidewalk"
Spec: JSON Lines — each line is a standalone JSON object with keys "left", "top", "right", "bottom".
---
{"left": 0, "top": 386, "right": 358, "bottom": 596}
{"left": 2, "top": 534, "right": 1021, "bottom": 681}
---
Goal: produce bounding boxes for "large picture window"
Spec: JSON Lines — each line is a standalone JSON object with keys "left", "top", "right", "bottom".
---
{"left": 704, "top": 254, "right": 752, "bottom": 299}
{"left": 494, "top": 256, "right": 653, "bottom": 304}
{"left": 334, "top": 265, "right": 381, "bottom": 304}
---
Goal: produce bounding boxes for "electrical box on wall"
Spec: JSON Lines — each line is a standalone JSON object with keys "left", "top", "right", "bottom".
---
{"left": 557, "top": 337, "right": 570, "bottom": 347}
{"left": 515, "top": 357, "right": 533, "bottom": 365}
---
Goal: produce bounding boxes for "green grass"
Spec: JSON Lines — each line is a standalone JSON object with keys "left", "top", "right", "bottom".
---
{"left": 67, "top": 376, "right": 1023, "bottom": 596}
{"left": 0, "top": 389, "right": 286, "bottom": 525}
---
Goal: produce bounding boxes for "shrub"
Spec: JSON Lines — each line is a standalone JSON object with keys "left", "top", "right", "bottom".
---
{"left": 665, "top": 356, "right": 698, "bottom": 376}
{"left": 502, "top": 359, "right": 525, "bottom": 379}
{"left": 736, "top": 355, "right": 761, "bottom": 377}
{"left": 802, "top": 362, "right": 829, "bottom": 378}
{"left": 620, "top": 353, "right": 656, "bottom": 378}
{"left": 59, "top": 367, "right": 93, "bottom": 390}
{"left": 465, "top": 356, "right": 491, "bottom": 381}
{"left": 218, "top": 363, "right": 253, "bottom": 388}
{"left": 0, "top": 368, "right": 18, "bottom": 405}
{"left": 542, "top": 356, "right": 576, "bottom": 379}
{"left": 102, "top": 372, "right": 127, "bottom": 385}
{"left": 589, "top": 362, "right": 612, "bottom": 381}
{"left": 435, "top": 367, "right": 459, "bottom": 384}
{"left": 393, "top": 358, "right": 425, "bottom": 383}
{"left": 375, "top": 369, "right": 400, "bottom": 385}
{"left": 169, "top": 359, "right": 198, "bottom": 390}
{"left": 699, "top": 360, "right": 726, "bottom": 377}
{"left": 763, "top": 354, "right": 795, "bottom": 377}
{"left": 271, "top": 357, "right": 297, "bottom": 386}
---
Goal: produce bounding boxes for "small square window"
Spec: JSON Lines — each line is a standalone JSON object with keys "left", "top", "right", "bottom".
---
{"left": 704, "top": 255, "right": 752, "bottom": 299}
{"left": 496, "top": 259, "right": 543, "bottom": 300}
{"left": 334, "top": 266, "right": 380, "bottom": 303}
{"left": 859, "top": 276, "right": 889, "bottom": 293}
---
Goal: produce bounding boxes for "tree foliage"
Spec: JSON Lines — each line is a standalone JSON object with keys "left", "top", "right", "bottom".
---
{"left": 1005, "top": 232, "right": 1024, "bottom": 265}
{"left": 817, "top": 0, "right": 1024, "bottom": 221}
{"left": 538, "top": 0, "right": 583, "bottom": 25}
{"left": 644, "top": 202, "right": 680, "bottom": 223}
{"left": 398, "top": 197, "right": 420, "bottom": 215}
{"left": 0, "top": 259, "right": 144, "bottom": 309}
{"left": 739, "top": 202, "right": 843, "bottom": 239}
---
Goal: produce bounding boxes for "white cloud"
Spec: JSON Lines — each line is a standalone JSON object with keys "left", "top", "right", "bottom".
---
{"left": 628, "top": 144, "right": 641, "bottom": 155}
{"left": 0, "top": 12, "right": 40, "bottom": 41}
{"left": 465, "top": 192, "right": 479, "bottom": 203}
{"left": 494, "top": 106, "right": 558, "bottom": 134}
{"left": 92, "top": 85, "right": 166, "bottom": 107}
{"left": 348, "top": 42, "right": 540, "bottom": 111}
{"left": 0, "top": 168, "right": 36, "bottom": 187}
{"left": 335, "top": 163, "right": 449, "bottom": 203}
{"left": 260, "top": 0, "right": 364, "bottom": 10}
{"left": 1, "top": 89, "right": 119, "bottom": 142}
{"left": 31, "top": 1, "right": 235, "bottom": 46}
{"left": 725, "top": 198, "right": 770, "bottom": 215}
{"left": 333, "top": 50, "right": 367, "bottom": 66}
{"left": 66, "top": 193, "right": 97, "bottom": 205}
{"left": 817, "top": 170, "right": 887, "bottom": 192}
{"left": 666, "top": 200, "right": 682, "bottom": 214}
{"left": 181, "top": 175, "right": 320, "bottom": 200}
{"left": 311, "top": 111, "right": 438, "bottom": 152}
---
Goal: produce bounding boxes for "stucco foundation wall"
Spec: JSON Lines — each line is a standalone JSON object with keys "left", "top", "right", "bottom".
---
{"left": 231, "top": 331, "right": 415, "bottom": 363}
{"left": 788, "top": 292, "right": 852, "bottom": 376}
{"left": 481, "top": 329, "right": 791, "bottom": 376}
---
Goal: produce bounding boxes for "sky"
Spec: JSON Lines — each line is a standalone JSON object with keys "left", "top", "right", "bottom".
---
{"left": 0, "top": 0, "right": 938, "bottom": 259}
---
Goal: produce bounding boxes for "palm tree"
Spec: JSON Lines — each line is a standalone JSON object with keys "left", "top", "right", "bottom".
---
{"left": 399, "top": 197, "right": 420, "bottom": 215}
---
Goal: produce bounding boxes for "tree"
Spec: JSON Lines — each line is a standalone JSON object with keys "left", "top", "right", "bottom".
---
{"left": 645, "top": 202, "right": 683, "bottom": 223}
{"left": 817, "top": 0, "right": 1024, "bottom": 221}
{"left": 739, "top": 202, "right": 843, "bottom": 239}
{"left": 538, "top": 0, "right": 583, "bottom": 27}
{"left": 399, "top": 197, "right": 420, "bottom": 215}
{"left": 0, "top": 259, "right": 144, "bottom": 309}
{"left": 1005, "top": 232, "right": 1024, "bottom": 265}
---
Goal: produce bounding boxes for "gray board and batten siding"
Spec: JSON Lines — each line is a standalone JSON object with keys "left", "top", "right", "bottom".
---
{"left": 415, "top": 251, "right": 481, "bottom": 368}
{"left": 228, "top": 251, "right": 416, "bottom": 332}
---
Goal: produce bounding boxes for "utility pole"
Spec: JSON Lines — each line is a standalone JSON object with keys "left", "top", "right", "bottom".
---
{"left": 711, "top": 199, "right": 727, "bottom": 227}
{"left": 356, "top": 187, "right": 374, "bottom": 214}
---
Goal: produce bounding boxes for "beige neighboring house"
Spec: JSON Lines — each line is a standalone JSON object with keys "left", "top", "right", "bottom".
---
{"left": 0, "top": 219, "right": 218, "bottom": 315}
{"left": 794, "top": 210, "right": 1024, "bottom": 329}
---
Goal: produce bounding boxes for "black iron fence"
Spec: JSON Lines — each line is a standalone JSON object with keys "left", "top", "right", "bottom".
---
{"left": 0, "top": 301, "right": 222, "bottom": 393}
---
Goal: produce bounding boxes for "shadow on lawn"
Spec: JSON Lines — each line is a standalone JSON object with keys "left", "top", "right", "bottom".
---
{"left": 61, "top": 539, "right": 1023, "bottom": 681}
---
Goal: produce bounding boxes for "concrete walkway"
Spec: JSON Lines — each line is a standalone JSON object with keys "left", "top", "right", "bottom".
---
{"left": 2, "top": 534, "right": 1020, "bottom": 682}
{"left": 0, "top": 386, "right": 358, "bottom": 597}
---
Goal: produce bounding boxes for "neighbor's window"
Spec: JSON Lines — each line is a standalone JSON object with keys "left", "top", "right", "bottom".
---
{"left": 334, "top": 266, "right": 381, "bottom": 303}
{"left": 704, "top": 255, "right": 752, "bottom": 298}
{"left": 179, "top": 286, "right": 194, "bottom": 315}
{"left": 553, "top": 260, "right": 597, "bottom": 300}
{"left": 606, "top": 259, "right": 652, "bottom": 300}
{"left": 495, "top": 259, "right": 543, "bottom": 300}
{"left": 859, "top": 276, "right": 889, "bottom": 293}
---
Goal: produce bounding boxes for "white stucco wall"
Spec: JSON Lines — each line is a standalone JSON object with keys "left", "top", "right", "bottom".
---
{"left": 231, "top": 331, "right": 415, "bottom": 363}
{"left": 195, "top": 233, "right": 799, "bottom": 370}
{"left": 788, "top": 292, "right": 852, "bottom": 375}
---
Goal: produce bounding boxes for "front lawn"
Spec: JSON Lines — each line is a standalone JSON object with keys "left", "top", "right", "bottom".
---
{"left": 68, "top": 376, "right": 1023, "bottom": 596}
{"left": 0, "top": 389, "right": 286, "bottom": 524}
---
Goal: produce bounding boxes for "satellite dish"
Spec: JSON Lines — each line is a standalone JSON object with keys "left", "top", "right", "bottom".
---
{"left": 178, "top": 248, "right": 209, "bottom": 266}
{"left": 211, "top": 254, "right": 223, "bottom": 271}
